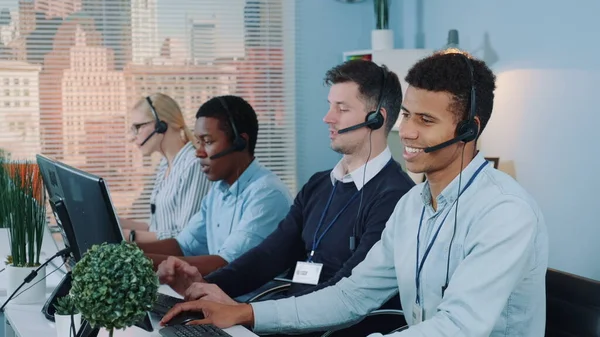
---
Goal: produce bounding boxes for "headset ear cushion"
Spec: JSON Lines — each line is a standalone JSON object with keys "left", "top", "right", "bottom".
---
{"left": 156, "top": 121, "right": 168, "bottom": 134}
{"left": 232, "top": 136, "right": 247, "bottom": 151}
{"left": 456, "top": 120, "right": 478, "bottom": 143}
{"left": 366, "top": 111, "right": 385, "bottom": 130}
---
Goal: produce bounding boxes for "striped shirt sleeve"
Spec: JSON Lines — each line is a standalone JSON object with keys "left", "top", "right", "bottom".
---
{"left": 154, "top": 159, "right": 212, "bottom": 240}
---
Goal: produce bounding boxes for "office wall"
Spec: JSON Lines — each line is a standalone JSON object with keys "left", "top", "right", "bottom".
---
{"left": 396, "top": 0, "right": 600, "bottom": 279}
{"left": 295, "top": 0, "right": 403, "bottom": 187}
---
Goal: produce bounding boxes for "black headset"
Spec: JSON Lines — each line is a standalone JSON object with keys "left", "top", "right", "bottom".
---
{"left": 209, "top": 96, "right": 248, "bottom": 160}
{"left": 140, "top": 96, "right": 168, "bottom": 146}
{"left": 439, "top": 53, "right": 480, "bottom": 297}
{"left": 343, "top": 66, "right": 387, "bottom": 251}
{"left": 423, "top": 53, "right": 478, "bottom": 153}
{"left": 337, "top": 67, "right": 386, "bottom": 134}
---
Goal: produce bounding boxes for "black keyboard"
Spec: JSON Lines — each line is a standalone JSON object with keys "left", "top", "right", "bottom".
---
{"left": 159, "top": 324, "right": 232, "bottom": 337}
{"left": 152, "top": 293, "right": 186, "bottom": 316}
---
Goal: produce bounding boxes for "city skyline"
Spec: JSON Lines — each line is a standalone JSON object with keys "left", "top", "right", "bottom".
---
{"left": 0, "top": 0, "right": 294, "bottom": 221}
{"left": 0, "top": 0, "right": 246, "bottom": 61}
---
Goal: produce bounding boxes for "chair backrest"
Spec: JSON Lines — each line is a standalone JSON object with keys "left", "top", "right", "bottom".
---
{"left": 546, "top": 268, "right": 600, "bottom": 337}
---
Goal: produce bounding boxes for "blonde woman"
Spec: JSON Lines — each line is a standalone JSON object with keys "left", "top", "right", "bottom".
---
{"left": 121, "top": 93, "right": 211, "bottom": 243}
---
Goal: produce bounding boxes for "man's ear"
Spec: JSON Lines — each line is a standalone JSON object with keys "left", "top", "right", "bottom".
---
{"left": 474, "top": 116, "right": 481, "bottom": 137}
{"left": 379, "top": 106, "right": 387, "bottom": 122}
{"left": 374, "top": 106, "right": 387, "bottom": 132}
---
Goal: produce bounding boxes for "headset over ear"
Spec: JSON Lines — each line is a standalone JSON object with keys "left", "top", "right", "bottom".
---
{"left": 146, "top": 96, "right": 168, "bottom": 134}
{"left": 455, "top": 55, "right": 478, "bottom": 143}
{"left": 423, "top": 54, "right": 479, "bottom": 153}
{"left": 337, "top": 67, "right": 387, "bottom": 134}
{"left": 140, "top": 96, "right": 168, "bottom": 146}
{"left": 209, "top": 97, "right": 248, "bottom": 160}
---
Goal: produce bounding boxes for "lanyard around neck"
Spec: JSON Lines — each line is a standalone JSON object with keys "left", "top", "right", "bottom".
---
{"left": 414, "top": 160, "right": 488, "bottom": 304}
{"left": 309, "top": 183, "right": 360, "bottom": 262}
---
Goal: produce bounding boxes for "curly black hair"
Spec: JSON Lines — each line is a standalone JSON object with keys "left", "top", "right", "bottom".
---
{"left": 405, "top": 51, "right": 496, "bottom": 134}
{"left": 325, "top": 59, "right": 403, "bottom": 134}
{"left": 195, "top": 95, "right": 259, "bottom": 155}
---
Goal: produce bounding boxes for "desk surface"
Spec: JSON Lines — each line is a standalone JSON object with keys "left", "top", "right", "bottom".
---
{"left": 0, "top": 228, "right": 258, "bottom": 337}
{"left": 5, "top": 302, "right": 258, "bottom": 337}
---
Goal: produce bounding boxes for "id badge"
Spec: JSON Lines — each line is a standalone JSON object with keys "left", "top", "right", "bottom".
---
{"left": 412, "top": 302, "right": 423, "bottom": 324}
{"left": 292, "top": 261, "right": 323, "bottom": 285}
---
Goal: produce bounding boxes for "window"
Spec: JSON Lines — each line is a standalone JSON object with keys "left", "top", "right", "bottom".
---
{"left": 0, "top": 0, "right": 295, "bottom": 222}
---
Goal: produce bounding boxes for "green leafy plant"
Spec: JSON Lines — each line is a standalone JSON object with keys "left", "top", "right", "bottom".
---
{"left": 1, "top": 156, "right": 46, "bottom": 267}
{"left": 70, "top": 242, "right": 158, "bottom": 337}
{"left": 0, "top": 149, "right": 8, "bottom": 229}
{"left": 374, "top": 0, "right": 389, "bottom": 30}
{"left": 54, "top": 295, "right": 80, "bottom": 316}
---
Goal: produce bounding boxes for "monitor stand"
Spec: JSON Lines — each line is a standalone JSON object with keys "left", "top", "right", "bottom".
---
{"left": 42, "top": 271, "right": 72, "bottom": 321}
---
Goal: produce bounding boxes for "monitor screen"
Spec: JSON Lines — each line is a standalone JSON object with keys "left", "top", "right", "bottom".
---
{"left": 36, "top": 155, "right": 153, "bottom": 333}
{"left": 51, "top": 160, "right": 123, "bottom": 259}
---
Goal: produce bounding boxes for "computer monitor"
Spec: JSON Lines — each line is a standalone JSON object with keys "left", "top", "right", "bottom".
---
{"left": 51, "top": 160, "right": 124, "bottom": 261}
{"left": 36, "top": 155, "right": 153, "bottom": 334}
{"left": 36, "top": 154, "right": 79, "bottom": 262}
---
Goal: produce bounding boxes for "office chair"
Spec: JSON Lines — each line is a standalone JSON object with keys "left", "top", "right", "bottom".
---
{"left": 545, "top": 268, "right": 600, "bottom": 337}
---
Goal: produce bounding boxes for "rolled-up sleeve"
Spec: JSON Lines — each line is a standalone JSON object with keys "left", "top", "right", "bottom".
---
{"left": 216, "top": 186, "right": 292, "bottom": 263}
{"left": 176, "top": 199, "right": 210, "bottom": 256}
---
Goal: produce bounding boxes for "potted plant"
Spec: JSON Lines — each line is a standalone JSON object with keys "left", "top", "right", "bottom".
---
{"left": 70, "top": 241, "right": 158, "bottom": 337}
{"left": 1, "top": 155, "right": 48, "bottom": 304}
{"left": 371, "top": 0, "right": 393, "bottom": 50}
{"left": 54, "top": 295, "right": 82, "bottom": 337}
{"left": 0, "top": 149, "right": 8, "bottom": 228}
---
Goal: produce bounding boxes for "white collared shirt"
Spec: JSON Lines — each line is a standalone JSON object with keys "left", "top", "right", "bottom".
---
{"left": 329, "top": 147, "right": 392, "bottom": 191}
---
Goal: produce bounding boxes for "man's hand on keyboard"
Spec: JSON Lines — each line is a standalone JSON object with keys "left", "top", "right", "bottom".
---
{"left": 160, "top": 299, "right": 254, "bottom": 330}
{"left": 157, "top": 256, "right": 205, "bottom": 295}
{"left": 184, "top": 283, "right": 237, "bottom": 305}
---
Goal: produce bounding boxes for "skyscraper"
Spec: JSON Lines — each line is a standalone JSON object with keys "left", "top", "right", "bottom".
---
{"left": 81, "top": 0, "right": 158, "bottom": 69}
{"left": 35, "top": 0, "right": 81, "bottom": 19}
{"left": 39, "top": 17, "right": 125, "bottom": 162}
{"left": 131, "top": 0, "right": 158, "bottom": 64}
{"left": 0, "top": 60, "right": 41, "bottom": 159}
{"left": 189, "top": 20, "right": 216, "bottom": 64}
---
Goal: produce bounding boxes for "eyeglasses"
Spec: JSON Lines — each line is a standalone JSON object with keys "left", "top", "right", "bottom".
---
{"left": 130, "top": 121, "right": 154, "bottom": 136}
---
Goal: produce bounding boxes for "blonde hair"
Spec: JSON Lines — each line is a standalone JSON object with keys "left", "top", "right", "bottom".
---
{"left": 132, "top": 93, "right": 195, "bottom": 144}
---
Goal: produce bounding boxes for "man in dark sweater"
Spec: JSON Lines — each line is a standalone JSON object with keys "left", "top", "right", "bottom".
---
{"left": 158, "top": 60, "right": 415, "bottom": 336}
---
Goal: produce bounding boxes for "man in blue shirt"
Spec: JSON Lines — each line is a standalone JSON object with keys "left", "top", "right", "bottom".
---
{"left": 160, "top": 52, "right": 549, "bottom": 337}
{"left": 137, "top": 95, "right": 293, "bottom": 276}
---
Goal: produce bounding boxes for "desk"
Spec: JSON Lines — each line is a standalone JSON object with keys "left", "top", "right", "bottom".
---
{"left": 3, "top": 287, "right": 258, "bottom": 337}
{"left": 0, "top": 229, "right": 258, "bottom": 337}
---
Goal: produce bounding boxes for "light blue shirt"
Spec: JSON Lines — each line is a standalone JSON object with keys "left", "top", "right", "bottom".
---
{"left": 251, "top": 153, "right": 549, "bottom": 337}
{"left": 176, "top": 159, "right": 292, "bottom": 263}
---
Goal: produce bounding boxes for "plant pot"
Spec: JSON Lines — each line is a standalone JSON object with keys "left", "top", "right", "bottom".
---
{"left": 371, "top": 29, "right": 394, "bottom": 50}
{"left": 7, "top": 264, "right": 46, "bottom": 304}
{"left": 55, "top": 313, "right": 82, "bottom": 337}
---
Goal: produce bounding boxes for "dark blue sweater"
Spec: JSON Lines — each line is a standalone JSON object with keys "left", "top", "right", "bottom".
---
{"left": 205, "top": 158, "right": 414, "bottom": 302}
